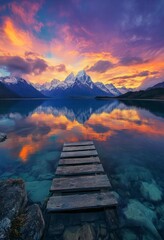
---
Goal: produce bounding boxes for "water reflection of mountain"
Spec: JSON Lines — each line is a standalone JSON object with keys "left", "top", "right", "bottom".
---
{"left": 35, "top": 99, "right": 119, "bottom": 123}
{"left": 121, "top": 100, "right": 164, "bottom": 119}
{"left": 0, "top": 100, "right": 44, "bottom": 116}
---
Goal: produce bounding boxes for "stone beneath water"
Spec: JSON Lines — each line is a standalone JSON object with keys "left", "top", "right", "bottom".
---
{"left": 121, "top": 229, "right": 138, "bottom": 240}
{"left": 123, "top": 199, "right": 162, "bottom": 239}
{"left": 26, "top": 180, "right": 51, "bottom": 203}
{"left": 0, "top": 179, "right": 45, "bottom": 240}
{"left": 63, "top": 224, "right": 95, "bottom": 240}
{"left": 0, "top": 179, "right": 27, "bottom": 239}
{"left": 156, "top": 204, "right": 164, "bottom": 236}
{"left": 140, "top": 181, "right": 162, "bottom": 202}
{"left": 116, "top": 165, "right": 153, "bottom": 187}
{"left": 18, "top": 204, "right": 45, "bottom": 240}
{"left": 0, "top": 133, "right": 7, "bottom": 142}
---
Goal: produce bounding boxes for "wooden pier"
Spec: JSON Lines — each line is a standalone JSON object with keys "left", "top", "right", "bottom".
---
{"left": 47, "top": 141, "right": 118, "bottom": 212}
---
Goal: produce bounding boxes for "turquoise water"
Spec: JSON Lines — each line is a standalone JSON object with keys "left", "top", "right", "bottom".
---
{"left": 0, "top": 99, "right": 164, "bottom": 239}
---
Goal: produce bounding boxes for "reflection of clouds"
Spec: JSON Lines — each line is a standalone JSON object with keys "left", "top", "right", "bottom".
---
{"left": 0, "top": 118, "right": 15, "bottom": 129}
{"left": 1, "top": 101, "right": 164, "bottom": 163}
{"left": 35, "top": 100, "right": 119, "bottom": 124}
{"left": 86, "top": 123, "right": 110, "bottom": 133}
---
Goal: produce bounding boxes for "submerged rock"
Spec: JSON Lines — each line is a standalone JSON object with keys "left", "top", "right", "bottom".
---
{"left": 18, "top": 204, "right": 45, "bottom": 240}
{"left": 0, "top": 133, "right": 7, "bottom": 142}
{"left": 140, "top": 181, "right": 162, "bottom": 202}
{"left": 0, "top": 179, "right": 45, "bottom": 240}
{"left": 116, "top": 165, "right": 153, "bottom": 187}
{"left": 63, "top": 224, "right": 95, "bottom": 240}
{"left": 121, "top": 229, "right": 138, "bottom": 240}
{"left": 123, "top": 199, "right": 162, "bottom": 239}
{"left": 0, "top": 179, "right": 27, "bottom": 239}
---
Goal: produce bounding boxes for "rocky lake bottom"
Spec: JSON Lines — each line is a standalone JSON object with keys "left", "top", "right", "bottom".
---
{"left": 0, "top": 99, "right": 164, "bottom": 239}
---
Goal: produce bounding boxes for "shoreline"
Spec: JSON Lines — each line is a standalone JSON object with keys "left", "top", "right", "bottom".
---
{"left": 0, "top": 97, "right": 164, "bottom": 101}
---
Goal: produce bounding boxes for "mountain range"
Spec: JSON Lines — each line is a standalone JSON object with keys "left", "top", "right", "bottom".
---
{"left": 0, "top": 71, "right": 163, "bottom": 99}
{"left": 34, "top": 70, "right": 122, "bottom": 97}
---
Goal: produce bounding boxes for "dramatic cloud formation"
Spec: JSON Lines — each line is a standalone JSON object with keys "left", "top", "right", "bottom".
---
{"left": 0, "top": 0, "right": 163, "bottom": 88}
{"left": 111, "top": 71, "right": 159, "bottom": 81}
{"left": 119, "top": 57, "right": 149, "bottom": 66}
{"left": 88, "top": 60, "right": 114, "bottom": 73}
{"left": 0, "top": 56, "right": 48, "bottom": 75}
{"left": 53, "top": 64, "right": 67, "bottom": 73}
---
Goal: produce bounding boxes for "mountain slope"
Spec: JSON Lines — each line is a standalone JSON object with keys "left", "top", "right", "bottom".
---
{"left": 118, "top": 88, "right": 164, "bottom": 100}
{"left": 105, "top": 83, "right": 121, "bottom": 96}
{"left": 95, "top": 82, "right": 114, "bottom": 96}
{"left": 0, "top": 77, "right": 45, "bottom": 98}
{"left": 0, "top": 82, "right": 20, "bottom": 98}
{"left": 149, "top": 81, "right": 164, "bottom": 90}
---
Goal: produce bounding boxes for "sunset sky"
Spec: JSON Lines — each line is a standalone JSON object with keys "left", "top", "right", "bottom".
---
{"left": 0, "top": 0, "right": 164, "bottom": 89}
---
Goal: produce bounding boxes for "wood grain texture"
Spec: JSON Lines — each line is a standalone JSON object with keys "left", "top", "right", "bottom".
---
{"left": 47, "top": 191, "right": 118, "bottom": 212}
{"left": 55, "top": 164, "right": 104, "bottom": 176}
{"left": 61, "top": 150, "right": 98, "bottom": 158}
{"left": 50, "top": 174, "right": 111, "bottom": 192}
{"left": 58, "top": 156, "right": 101, "bottom": 166}
{"left": 64, "top": 141, "right": 93, "bottom": 146}
{"left": 63, "top": 145, "right": 95, "bottom": 152}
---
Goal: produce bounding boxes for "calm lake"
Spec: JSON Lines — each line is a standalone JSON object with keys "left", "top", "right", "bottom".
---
{"left": 0, "top": 99, "right": 164, "bottom": 239}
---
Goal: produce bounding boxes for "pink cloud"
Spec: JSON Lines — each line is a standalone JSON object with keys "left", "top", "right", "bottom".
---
{"left": 9, "top": 1, "right": 44, "bottom": 32}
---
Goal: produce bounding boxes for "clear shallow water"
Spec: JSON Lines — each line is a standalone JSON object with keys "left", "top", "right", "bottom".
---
{"left": 0, "top": 99, "right": 164, "bottom": 239}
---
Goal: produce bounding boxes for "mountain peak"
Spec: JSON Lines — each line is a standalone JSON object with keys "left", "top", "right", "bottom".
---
{"left": 76, "top": 70, "right": 87, "bottom": 78}
{"left": 64, "top": 72, "right": 75, "bottom": 84}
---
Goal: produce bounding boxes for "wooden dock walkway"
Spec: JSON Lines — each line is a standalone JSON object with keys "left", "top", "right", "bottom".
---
{"left": 47, "top": 141, "right": 118, "bottom": 212}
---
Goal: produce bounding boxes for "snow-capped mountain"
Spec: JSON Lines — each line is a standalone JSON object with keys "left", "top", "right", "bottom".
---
{"left": 34, "top": 79, "right": 60, "bottom": 91}
{"left": 64, "top": 73, "right": 75, "bottom": 86}
{"left": 95, "top": 82, "right": 120, "bottom": 96}
{"left": 95, "top": 82, "right": 113, "bottom": 96}
{"left": 0, "top": 76, "right": 44, "bottom": 98}
{"left": 0, "top": 71, "right": 123, "bottom": 98}
{"left": 37, "top": 70, "right": 112, "bottom": 98}
{"left": 105, "top": 83, "right": 121, "bottom": 96}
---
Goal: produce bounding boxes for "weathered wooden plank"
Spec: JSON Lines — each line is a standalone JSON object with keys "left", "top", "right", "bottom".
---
{"left": 47, "top": 191, "right": 118, "bottom": 212}
{"left": 50, "top": 174, "right": 111, "bottom": 192}
{"left": 63, "top": 145, "right": 95, "bottom": 152}
{"left": 58, "top": 156, "right": 101, "bottom": 166}
{"left": 61, "top": 150, "right": 98, "bottom": 158}
{"left": 55, "top": 164, "right": 104, "bottom": 176}
{"left": 64, "top": 141, "right": 93, "bottom": 147}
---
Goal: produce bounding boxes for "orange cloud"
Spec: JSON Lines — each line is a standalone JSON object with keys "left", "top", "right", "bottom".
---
{"left": 19, "top": 144, "right": 37, "bottom": 162}
{"left": 4, "top": 18, "right": 32, "bottom": 47}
